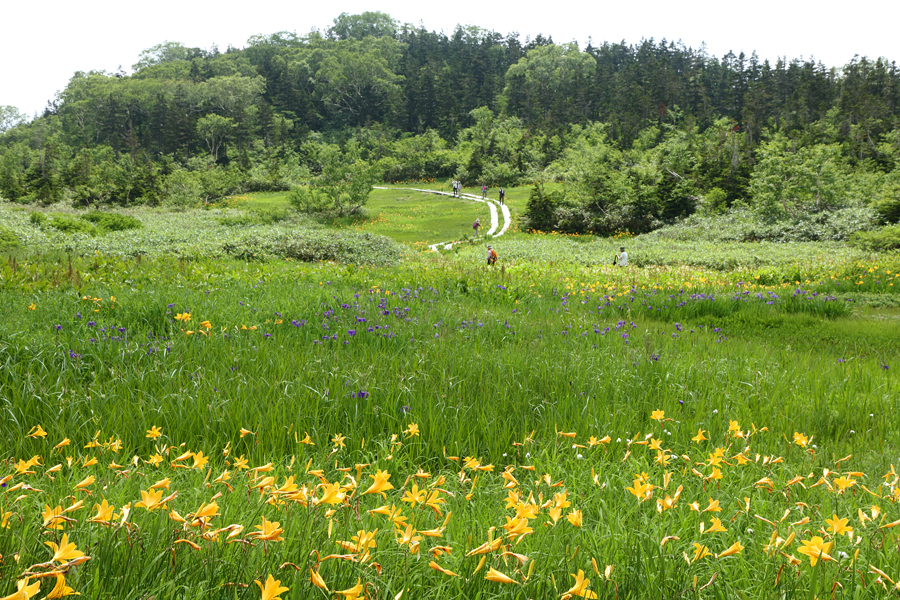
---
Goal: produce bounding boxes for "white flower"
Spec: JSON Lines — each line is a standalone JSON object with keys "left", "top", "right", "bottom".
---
{"left": 616, "top": 438, "right": 622, "bottom": 443}
{"left": 837, "top": 551, "right": 849, "bottom": 559}
{"left": 525, "top": 453, "right": 530, "bottom": 459}
{"left": 712, "top": 409, "right": 718, "bottom": 414}
{"left": 577, "top": 454, "right": 583, "bottom": 459}
{"left": 746, "top": 528, "right": 754, "bottom": 534}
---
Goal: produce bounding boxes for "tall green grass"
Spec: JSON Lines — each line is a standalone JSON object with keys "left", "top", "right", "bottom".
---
{"left": 1, "top": 255, "right": 899, "bottom": 599}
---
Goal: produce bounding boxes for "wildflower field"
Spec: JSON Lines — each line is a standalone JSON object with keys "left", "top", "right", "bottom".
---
{"left": 2, "top": 207, "right": 900, "bottom": 599}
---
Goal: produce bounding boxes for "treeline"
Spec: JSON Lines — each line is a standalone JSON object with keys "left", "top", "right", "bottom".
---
{"left": 1, "top": 11, "right": 899, "bottom": 238}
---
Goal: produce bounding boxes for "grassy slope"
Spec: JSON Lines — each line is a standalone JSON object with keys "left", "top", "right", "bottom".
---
{"left": 2, "top": 191, "right": 900, "bottom": 598}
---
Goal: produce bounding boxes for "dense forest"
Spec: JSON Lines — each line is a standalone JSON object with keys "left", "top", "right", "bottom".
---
{"left": 1, "top": 11, "right": 899, "bottom": 240}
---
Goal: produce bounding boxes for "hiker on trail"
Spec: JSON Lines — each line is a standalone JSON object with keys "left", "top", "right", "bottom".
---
{"left": 615, "top": 246, "right": 628, "bottom": 267}
{"left": 451, "top": 180, "right": 458, "bottom": 197}
{"left": 473, "top": 218, "right": 480, "bottom": 236}
{"left": 486, "top": 244, "right": 498, "bottom": 266}
{"left": 498, "top": 187, "right": 505, "bottom": 205}
{"left": 481, "top": 184, "right": 487, "bottom": 199}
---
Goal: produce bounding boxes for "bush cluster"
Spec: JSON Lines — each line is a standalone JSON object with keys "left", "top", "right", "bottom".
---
{"left": 28, "top": 211, "right": 142, "bottom": 236}
{"left": 0, "top": 228, "right": 20, "bottom": 251}
{"left": 222, "top": 230, "right": 406, "bottom": 265}
{"left": 849, "top": 224, "right": 900, "bottom": 251}
{"left": 217, "top": 208, "right": 291, "bottom": 227}
{"left": 647, "top": 207, "right": 879, "bottom": 243}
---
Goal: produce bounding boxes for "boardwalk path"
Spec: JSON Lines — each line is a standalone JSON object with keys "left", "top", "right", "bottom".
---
{"left": 372, "top": 187, "right": 510, "bottom": 251}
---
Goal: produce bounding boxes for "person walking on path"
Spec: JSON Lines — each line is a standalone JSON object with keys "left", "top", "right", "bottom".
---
{"left": 498, "top": 187, "right": 505, "bottom": 205}
{"left": 614, "top": 246, "right": 628, "bottom": 266}
{"left": 473, "top": 218, "right": 481, "bottom": 236}
{"left": 486, "top": 244, "right": 498, "bottom": 265}
{"left": 481, "top": 184, "right": 487, "bottom": 199}
{"left": 452, "top": 180, "right": 459, "bottom": 197}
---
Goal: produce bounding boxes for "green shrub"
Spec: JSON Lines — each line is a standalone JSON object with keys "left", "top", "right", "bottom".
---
{"left": 0, "top": 228, "right": 21, "bottom": 251}
{"left": 218, "top": 208, "right": 290, "bottom": 227}
{"left": 80, "top": 211, "right": 142, "bottom": 232}
{"left": 650, "top": 207, "right": 878, "bottom": 243}
{"left": 222, "top": 230, "right": 406, "bottom": 265}
{"left": 48, "top": 215, "right": 97, "bottom": 235}
{"left": 29, "top": 211, "right": 47, "bottom": 226}
{"left": 873, "top": 184, "right": 900, "bottom": 224}
{"left": 523, "top": 184, "right": 565, "bottom": 231}
{"left": 702, "top": 187, "right": 729, "bottom": 214}
{"left": 849, "top": 224, "right": 900, "bottom": 251}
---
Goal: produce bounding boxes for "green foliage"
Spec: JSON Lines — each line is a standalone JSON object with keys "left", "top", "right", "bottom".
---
{"left": 222, "top": 230, "right": 405, "bottom": 264}
{"left": 2, "top": 16, "right": 900, "bottom": 238}
{"left": 0, "top": 227, "right": 20, "bottom": 251}
{"left": 289, "top": 145, "right": 378, "bottom": 216}
{"left": 162, "top": 169, "right": 202, "bottom": 210}
{"left": 48, "top": 215, "right": 97, "bottom": 235}
{"left": 80, "top": 211, "right": 143, "bottom": 232}
{"left": 287, "top": 185, "right": 331, "bottom": 214}
{"left": 749, "top": 137, "right": 848, "bottom": 220}
{"left": 502, "top": 43, "right": 596, "bottom": 129}
{"left": 132, "top": 41, "right": 207, "bottom": 71}
{"left": 849, "top": 224, "right": 900, "bottom": 251}
{"left": 29, "top": 211, "right": 47, "bottom": 226}
{"left": 702, "top": 187, "right": 729, "bottom": 214}
{"left": 328, "top": 11, "right": 398, "bottom": 40}
{"left": 0, "top": 105, "right": 27, "bottom": 133}
{"left": 650, "top": 206, "right": 879, "bottom": 243}
{"left": 2, "top": 251, "right": 898, "bottom": 599}
{"left": 217, "top": 208, "right": 290, "bottom": 226}
{"left": 195, "top": 114, "right": 236, "bottom": 163}
{"left": 522, "top": 184, "right": 564, "bottom": 231}
{"left": 873, "top": 181, "right": 900, "bottom": 223}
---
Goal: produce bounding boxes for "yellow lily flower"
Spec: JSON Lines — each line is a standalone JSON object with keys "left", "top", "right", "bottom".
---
{"left": 362, "top": 469, "right": 394, "bottom": 497}
{"left": 716, "top": 540, "right": 744, "bottom": 559}
{"left": 826, "top": 514, "right": 853, "bottom": 537}
{"left": 310, "top": 568, "right": 328, "bottom": 591}
{"left": 45, "top": 573, "right": 77, "bottom": 599}
{"left": 248, "top": 516, "right": 284, "bottom": 542}
{"left": 135, "top": 489, "right": 165, "bottom": 511}
{"left": 797, "top": 537, "right": 834, "bottom": 566}
{"left": 561, "top": 569, "right": 598, "bottom": 599}
{"left": 429, "top": 560, "right": 458, "bottom": 577}
{"left": 2, "top": 578, "right": 41, "bottom": 600}
{"left": 45, "top": 533, "right": 85, "bottom": 563}
{"left": 692, "top": 542, "right": 712, "bottom": 562}
{"left": 335, "top": 579, "right": 364, "bottom": 599}
{"left": 485, "top": 567, "right": 518, "bottom": 584}
{"left": 253, "top": 575, "right": 288, "bottom": 600}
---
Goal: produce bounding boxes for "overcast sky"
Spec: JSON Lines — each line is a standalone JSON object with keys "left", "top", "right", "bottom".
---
{"left": 3, "top": 0, "right": 898, "bottom": 117}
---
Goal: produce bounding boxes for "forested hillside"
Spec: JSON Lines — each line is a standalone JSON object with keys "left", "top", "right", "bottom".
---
{"left": 1, "top": 11, "right": 899, "bottom": 241}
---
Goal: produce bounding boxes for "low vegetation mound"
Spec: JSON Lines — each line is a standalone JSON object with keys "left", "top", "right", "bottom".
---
{"left": 222, "top": 230, "right": 407, "bottom": 265}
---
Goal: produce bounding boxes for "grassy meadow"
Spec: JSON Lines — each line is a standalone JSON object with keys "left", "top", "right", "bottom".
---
{"left": 2, "top": 190, "right": 900, "bottom": 599}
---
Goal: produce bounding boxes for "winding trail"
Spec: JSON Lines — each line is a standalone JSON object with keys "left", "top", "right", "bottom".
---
{"left": 372, "top": 186, "right": 510, "bottom": 251}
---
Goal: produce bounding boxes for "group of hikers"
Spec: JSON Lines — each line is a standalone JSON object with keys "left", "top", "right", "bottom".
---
{"left": 482, "top": 244, "right": 627, "bottom": 267}
{"left": 451, "top": 181, "right": 504, "bottom": 204}
{"left": 448, "top": 181, "right": 627, "bottom": 269}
